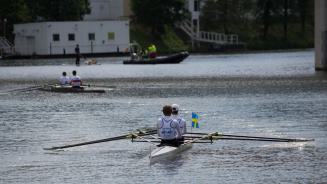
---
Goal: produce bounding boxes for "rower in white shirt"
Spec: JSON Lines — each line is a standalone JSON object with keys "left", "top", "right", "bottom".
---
{"left": 157, "top": 105, "right": 181, "bottom": 147}
{"left": 70, "top": 70, "right": 82, "bottom": 88}
{"left": 171, "top": 104, "right": 187, "bottom": 143}
{"left": 59, "top": 72, "right": 70, "bottom": 86}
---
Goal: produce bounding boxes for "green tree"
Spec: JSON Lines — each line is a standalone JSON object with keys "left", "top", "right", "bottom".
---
{"left": 131, "top": 0, "right": 187, "bottom": 34}
{"left": 0, "top": 0, "right": 32, "bottom": 40}
{"left": 295, "top": 0, "right": 313, "bottom": 35}
{"left": 0, "top": 0, "right": 90, "bottom": 41}
{"left": 255, "top": 0, "right": 277, "bottom": 40}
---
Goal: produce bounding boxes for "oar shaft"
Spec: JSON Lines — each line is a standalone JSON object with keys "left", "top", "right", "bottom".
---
{"left": 85, "top": 84, "right": 116, "bottom": 88}
{"left": 131, "top": 133, "right": 157, "bottom": 146}
{"left": 187, "top": 132, "right": 313, "bottom": 142}
{"left": 44, "top": 135, "right": 128, "bottom": 150}
{"left": 184, "top": 135, "right": 313, "bottom": 142}
{"left": 6, "top": 85, "right": 42, "bottom": 93}
{"left": 44, "top": 129, "right": 157, "bottom": 150}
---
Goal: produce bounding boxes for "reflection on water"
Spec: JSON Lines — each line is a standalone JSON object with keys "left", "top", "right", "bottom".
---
{"left": 0, "top": 50, "right": 327, "bottom": 184}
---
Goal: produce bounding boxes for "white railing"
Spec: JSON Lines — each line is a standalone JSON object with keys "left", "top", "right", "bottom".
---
{"left": 0, "top": 37, "right": 15, "bottom": 56}
{"left": 179, "top": 20, "right": 193, "bottom": 37}
{"left": 178, "top": 21, "right": 240, "bottom": 45}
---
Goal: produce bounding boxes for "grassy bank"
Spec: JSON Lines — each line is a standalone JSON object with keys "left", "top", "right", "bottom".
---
{"left": 130, "top": 23, "right": 314, "bottom": 54}
{"left": 130, "top": 24, "right": 189, "bottom": 55}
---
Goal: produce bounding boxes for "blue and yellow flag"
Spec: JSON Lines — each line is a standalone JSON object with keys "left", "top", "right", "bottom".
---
{"left": 192, "top": 112, "right": 199, "bottom": 128}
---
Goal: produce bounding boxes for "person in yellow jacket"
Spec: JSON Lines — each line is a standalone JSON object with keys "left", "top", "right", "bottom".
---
{"left": 148, "top": 44, "right": 157, "bottom": 59}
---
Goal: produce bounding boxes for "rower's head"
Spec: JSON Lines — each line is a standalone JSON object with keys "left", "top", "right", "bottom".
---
{"left": 62, "top": 72, "right": 67, "bottom": 76}
{"left": 162, "top": 105, "right": 172, "bottom": 116}
{"left": 72, "top": 70, "right": 77, "bottom": 76}
{"left": 172, "top": 104, "right": 179, "bottom": 115}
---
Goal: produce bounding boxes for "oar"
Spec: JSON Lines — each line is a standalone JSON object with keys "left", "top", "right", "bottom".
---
{"left": 131, "top": 133, "right": 158, "bottom": 146}
{"left": 84, "top": 84, "right": 117, "bottom": 89}
{"left": 137, "top": 129, "right": 160, "bottom": 140}
{"left": 184, "top": 134, "right": 314, "bottom": 142}
{"left": 44, "top": 129, "right": 157, "bottom": 150}
{"left": 184, "top": 132, "right": 219, "bottom": 144}
{"left": 3, "top": 85, "right": 43, "bottom": 93}
{"left": 214, "top": 137, "right": 314, "bottom": 142}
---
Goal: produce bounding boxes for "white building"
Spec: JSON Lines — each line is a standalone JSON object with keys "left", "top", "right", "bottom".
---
{"left": 14, "top": 21, "right": 129, "bottom": 55}
{"left": 13, "top": 0, "right": 131, "bottom": 55}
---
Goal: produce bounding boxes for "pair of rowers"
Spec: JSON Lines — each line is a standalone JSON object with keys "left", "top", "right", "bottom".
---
{"left": 59, "top": 70, "right": 82, "bottom": 88}
{"left": 157, "top": 104, "right": 187, "bottom": 147}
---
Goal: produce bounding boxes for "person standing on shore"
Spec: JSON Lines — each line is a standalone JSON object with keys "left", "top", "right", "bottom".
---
{"left": 75, "top": 44, "right": 80, "bottom": 66}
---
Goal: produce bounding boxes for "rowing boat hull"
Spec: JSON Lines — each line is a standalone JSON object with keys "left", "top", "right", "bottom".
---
{"left": 40, "top": 85, "right": 105, "bottom": 93}
{"left": 149, "top": 143, "right": 193, "bottom": 163}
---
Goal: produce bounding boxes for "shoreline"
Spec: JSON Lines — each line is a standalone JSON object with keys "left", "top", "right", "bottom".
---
{"left": 1, "top": 48, "right": 314, "bottom": 60}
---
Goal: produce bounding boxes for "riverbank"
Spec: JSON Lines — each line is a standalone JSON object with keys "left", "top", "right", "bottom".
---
{"left": 1, "top": 52, "right": 129, "bottom": 60}
{"left": 1, "top": 48, "right": 314, "bottom": 61}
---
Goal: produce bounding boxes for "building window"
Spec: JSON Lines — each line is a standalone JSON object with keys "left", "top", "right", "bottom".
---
{"left": 68, "top": 33, "right": 75, "bottom": 41}
{"left": 88, "top": 33, "right": 95, "bottom": 41}
{"left": 108, "top": 32, "right": 115, "bottom": 40}
{"left": 53, "top": 34, "right": 60, "bottom": 41}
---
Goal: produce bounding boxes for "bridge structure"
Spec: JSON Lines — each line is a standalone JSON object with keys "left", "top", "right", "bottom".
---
{"left": 315, "top": 0, "right": 327, "bottom": 71}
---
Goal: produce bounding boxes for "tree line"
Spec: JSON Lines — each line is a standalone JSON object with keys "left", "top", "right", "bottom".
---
{"left": 0, "top": 0, "right": 314, "bottom": 50}
{"left": 200, "top": 0, "right": 314, "bottom": 49}
{"left": 131, "top": 0, "right": 314, "bottom": 50}
{"left": 0, "top": 0, "right": 90, "bottom": 40}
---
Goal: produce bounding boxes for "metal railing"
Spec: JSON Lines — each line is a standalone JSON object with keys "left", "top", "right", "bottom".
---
{"left": 0, "top": 37, "right": 15, "bottom": 56}
{"left": 178, "top": 20, "right": 239, "bottom": 45}
{"left": 49, "top": 43, "right": 129, "bottom": 55}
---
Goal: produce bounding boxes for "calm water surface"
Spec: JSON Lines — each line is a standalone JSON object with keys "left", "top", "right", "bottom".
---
{"left": 0, "top": 50, "right": 326, "bottom": 184}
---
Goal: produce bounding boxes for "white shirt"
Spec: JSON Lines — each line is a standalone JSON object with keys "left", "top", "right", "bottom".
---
{"left": 70, "top": 75, "right": 82, "bottom": 87}
{"left": 172, "top": 114, "right": 187, "bottom": 136}
{"left": 59, "top": 76, "right": 70, "bottom": 85}
{"left": 157, "top": 116, "right": 181, "bottom": 140}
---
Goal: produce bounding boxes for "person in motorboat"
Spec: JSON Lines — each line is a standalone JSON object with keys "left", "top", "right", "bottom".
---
{"left": 141, "top": 48, "right": 148, "bottom": 59}
{"left": 147, "top": 44, "right": 157, "bottom": 59}
{"left": 171, "top": 104, "right": 187, "bottom": 144}
{"left": 70, "top": 70, "right": 83, "bottom": 88}
{"left": 131, "top": 52, "right": 139, "bottom": 60}
{"left": 59, "top": 71, "right": 70, "bottom": 86}
{"left": 157, "top": 105, "right": 181, "bottom": 147}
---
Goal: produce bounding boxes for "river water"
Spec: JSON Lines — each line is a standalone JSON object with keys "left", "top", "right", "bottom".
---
{"left": 0, "top": 50, "right": 326, "bottom": 184}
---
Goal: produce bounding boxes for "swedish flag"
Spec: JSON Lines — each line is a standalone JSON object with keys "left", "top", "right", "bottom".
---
{"left": 192, "top": 112, "right": 199, "bottom": 128}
